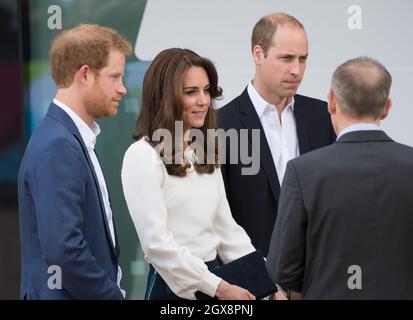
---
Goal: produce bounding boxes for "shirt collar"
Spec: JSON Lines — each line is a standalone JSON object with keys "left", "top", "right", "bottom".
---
{"left": 53, "top": 98, "right": 101, "bottom": 150}
{"left": 337, "top": 123, "right": 382, "bottom": 141}
{"left": 247, "top": 81, "right": 295, "bottom": 118}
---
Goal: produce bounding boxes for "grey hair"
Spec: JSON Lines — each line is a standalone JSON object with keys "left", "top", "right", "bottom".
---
{"left": 331, "top": 56, "right": 392, "bottom": 119}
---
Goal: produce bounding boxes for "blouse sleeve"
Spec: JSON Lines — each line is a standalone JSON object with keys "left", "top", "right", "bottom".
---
{"left": 213, "top": 167, "right": 256, "bottom": 264}
{"left": 121, "top": 141, "right": 221, "bottom": 299}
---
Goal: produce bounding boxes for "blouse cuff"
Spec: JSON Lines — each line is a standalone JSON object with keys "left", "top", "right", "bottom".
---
{"left": 198, "top": 271, "right": 222, "bottom": 298}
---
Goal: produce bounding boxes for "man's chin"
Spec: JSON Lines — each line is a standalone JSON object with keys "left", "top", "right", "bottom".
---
{"left": 284, "top": 89, "right": 298, "bottom": 97}
{"left": 106, "top": 105, "right": 119, "bottom": 117}
{"left": 94, "top": 108, "right": 118, "bottom": 119}
{"left": 105, "top": 111, "right": 118, "bottom": 118}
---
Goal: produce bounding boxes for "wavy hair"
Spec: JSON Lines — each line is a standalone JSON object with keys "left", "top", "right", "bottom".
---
{"left": 133, "top": 48, "right": 223, "bottom": 176}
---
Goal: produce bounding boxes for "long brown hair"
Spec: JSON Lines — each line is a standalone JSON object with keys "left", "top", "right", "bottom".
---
{"left": 133, "top": 48, "right": 223, "bottom": 177}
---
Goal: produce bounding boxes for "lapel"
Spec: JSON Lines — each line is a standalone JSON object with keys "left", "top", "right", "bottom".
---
{"left": 238, "top": 88, "right": 281, "bottom": 203}
{"left": 47, "top": 103, "right": 118, "bottom": 259}
{"left": 293, "top": 95, "right": 311, "bottom": 154}
{"left": 336, "top": 130, "right": 393, "bottom": 144}
{"left": 94, "top": 150, "right": 121, "bottom": 257}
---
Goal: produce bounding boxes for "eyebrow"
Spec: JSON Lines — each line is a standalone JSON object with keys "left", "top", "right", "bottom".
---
{"left": 183, "top": 84, "right": 210, "bottom": 90}
{"left": 279, "top": 53, "right": 309, "bottom": 57}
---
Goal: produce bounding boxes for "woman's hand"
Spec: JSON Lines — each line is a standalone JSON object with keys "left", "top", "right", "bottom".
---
{"left": 215, "top": 280, "right": 256, "bottom": 300}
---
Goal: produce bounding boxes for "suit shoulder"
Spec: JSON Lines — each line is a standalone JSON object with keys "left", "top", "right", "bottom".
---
{"left": 294, "top": 94, "right": 332, "bottom": 130}
{"left": 295, "top": 94, "right": 328, "bottom": 112}
{"left": 25, "top": 117, "right": 83, "bottom": 160}
{"left": 219, "top": 94, "right": 242, "bottom": 116}
{"left": 295, "top": 94, "right": 326, "bottom": 106}
{"left": 217, "top": 94, "right": 244, "bottom": 129}
{"left": 40, "top": 122, "right": 79, "bottom": 147}
{"left": 392, "top": 141, "right": 413, "bottom": 155}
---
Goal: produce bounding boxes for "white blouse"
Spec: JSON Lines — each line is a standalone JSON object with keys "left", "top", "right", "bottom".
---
{"left": 121, "top": 139, "right": 255, "bottom": 299}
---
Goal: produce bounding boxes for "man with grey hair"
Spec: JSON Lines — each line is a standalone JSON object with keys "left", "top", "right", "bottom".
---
{"left": 266, "top": 56, "right": 413, "bottom": 299}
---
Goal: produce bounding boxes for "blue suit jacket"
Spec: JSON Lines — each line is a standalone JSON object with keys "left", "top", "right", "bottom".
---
{"left": 18, "top": 103, "right": 124, "bottom": 299}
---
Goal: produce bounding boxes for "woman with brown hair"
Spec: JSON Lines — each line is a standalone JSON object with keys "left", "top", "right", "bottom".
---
{"left": 121, "top": 48, "right": 256, "bottom": 300}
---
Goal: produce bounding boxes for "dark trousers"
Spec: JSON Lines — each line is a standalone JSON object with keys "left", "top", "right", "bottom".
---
{"left": 145, "top": 259, "right": 219, "bottom": 300}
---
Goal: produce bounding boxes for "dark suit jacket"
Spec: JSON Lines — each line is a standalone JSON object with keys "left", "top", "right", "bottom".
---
{"left": 18, "top": 103, "right": 124, "bottom": 299}
{"left": 219, "top": 88, "right": 335, "bottom": 256}
{"left": 266, "top": 130, "right": 413, "bottom": 299}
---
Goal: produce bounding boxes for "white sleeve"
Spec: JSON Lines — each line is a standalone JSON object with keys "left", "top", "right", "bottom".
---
{"left": 121, "top": 141, "right": 221, "bottom": 299}
{"left": 214, "top": 167, "right": 256, "bottom": 264}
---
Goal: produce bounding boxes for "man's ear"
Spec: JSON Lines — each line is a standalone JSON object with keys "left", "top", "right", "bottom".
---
{"left": 380, "top": 99, "right": 392, "bottom": 120}
{"left": 327, "top": 89, "right": 336, "bottom": 116}
{"left": 252, "top": 45, "right": 264, "bottom": 65}
{"left": 75, "top": 65, "right": 92, "bottom": 86}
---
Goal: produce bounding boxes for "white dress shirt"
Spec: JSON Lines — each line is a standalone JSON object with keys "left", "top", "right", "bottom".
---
{"left": 247, "top": 82, "right": 300, "bottom": 184}
{"left": 121, "top": 139, "right": 255, "bottom": 299}
{"left": 53, "top": 98, "right": 124, "bottom": 294}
